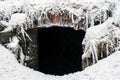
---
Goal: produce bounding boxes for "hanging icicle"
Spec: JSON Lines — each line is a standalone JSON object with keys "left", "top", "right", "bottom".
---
{"left": 85, "top": 10, "right": 89, "bottom": 30}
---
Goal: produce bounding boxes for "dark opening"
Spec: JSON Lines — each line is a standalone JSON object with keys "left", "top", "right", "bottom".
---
{"left": 38, "top": 26, "right": 85, "bottom": 75}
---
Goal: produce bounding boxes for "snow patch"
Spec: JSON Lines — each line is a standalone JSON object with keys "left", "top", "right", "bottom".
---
{"left": 0, "top": 44, "right": 120, "bottom": 80}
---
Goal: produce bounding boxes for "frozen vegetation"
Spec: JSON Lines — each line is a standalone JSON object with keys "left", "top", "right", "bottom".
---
{"left": 0, "top": 0, "right": 119, "bottom": 30}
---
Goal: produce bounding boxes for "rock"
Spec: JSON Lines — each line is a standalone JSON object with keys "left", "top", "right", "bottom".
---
{"left": 0, "top": 25, "right": 5, "bottom": 31}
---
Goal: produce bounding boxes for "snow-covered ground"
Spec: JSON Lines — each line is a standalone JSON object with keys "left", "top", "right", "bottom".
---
{"left": 0, "top": 44, "right": 120, "bottom": 80}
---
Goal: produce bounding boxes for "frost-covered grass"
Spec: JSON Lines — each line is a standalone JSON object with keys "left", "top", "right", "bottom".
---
{"left": 0, "top": 0, "right": 120, "bottom": 30}
{"left": 0, "top": 44, "right": 120, "bottom": 80}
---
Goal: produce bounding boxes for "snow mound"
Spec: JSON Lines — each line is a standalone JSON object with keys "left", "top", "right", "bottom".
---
{"left": 82, "top": 18, "right": 120, "bottom": 68}
{"left": 0, "top": 44, "right": 120, "bottom": 80}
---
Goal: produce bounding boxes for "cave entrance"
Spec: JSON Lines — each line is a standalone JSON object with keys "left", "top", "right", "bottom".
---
{"left": 37, "top": 26, "right": 85, "bottom": 75}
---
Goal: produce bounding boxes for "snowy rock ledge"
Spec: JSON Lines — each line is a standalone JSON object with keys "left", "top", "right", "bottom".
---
{"left": 0, "top": 44, "right": 120, "bottom": 80}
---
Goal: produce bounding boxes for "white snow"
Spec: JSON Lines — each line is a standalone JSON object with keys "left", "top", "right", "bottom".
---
{"left": 0, "top": 13, "right": 27, "bottom": 32}
{"left": 0, "top": 44, "right": 120, "bottom": 80}
{"left": 6, "top": 36, "right": 19, "bottom": 48}
{"left": 8, "top": 13, "right": 27, "bottom": 26}
{"left": 83, "top": 18, "right": 115, "bottom": 40}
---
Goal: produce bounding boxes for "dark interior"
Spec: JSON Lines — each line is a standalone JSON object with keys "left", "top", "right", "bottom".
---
{"left": 37, "top": 26, "right": 85, "bottom": 75}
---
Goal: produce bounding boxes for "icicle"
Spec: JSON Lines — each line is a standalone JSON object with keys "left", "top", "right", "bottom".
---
{"left": 87, "top": 58, "right": 89, "bottom": 67}
{"left": 44, "top": 13, "right": 50, "bottom": 23}
{"left": 24, "top": 31, "right": 32, "bottom": 41}
{"left": 24, "top": 22, "right": 28, "bottom": 30}
{"left": 93, "top": 43, "right": 98, "bottom": 62}
{"left": 101, "top": 43, "right": 104, "bottom": 58}
{"left": 38, "top": 15, "right": 42, "bottom": 26}
{"left": 100, "top": 9, "right": 102, "bottom": 24}
{"left": 20, "top": 26, "right": 26, "bottom": 45}
{"left": 117, "top": 38, "right": 119, "bottom": 48}
{"left": 90, "top": 40, "right": 99, "bottom": 64}
{"left": 19, "top": 45, "right": 25, "bottom": 64}
{"left": 90, "top": 42, "right": 96, "bottom": 64}
{"left": 20, "top": 26, "right": 32, "bottom": 48}
{"left": 91, "top": 17, "right": 94, "bottom": 27}
{"left": 106, "top": 43, "right": 109, "bottom": 56}
{"left": 72, "top": 14, "right": 75, "bottom": 23}
{"left": 103, "top": 11, "right": 107, "bottom": 21}
{"left": 31, "top": 20, "right": 34, "bottom": 28}
{"left": 91, "top": 47, "right": 95, "bottom": 64}
{"left": 85, "top": 10, "right": 89, "bottom": 30}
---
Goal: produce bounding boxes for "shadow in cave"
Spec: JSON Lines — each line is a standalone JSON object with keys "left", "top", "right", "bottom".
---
{"left": 38, "top": 26, "right": 85, "bottom": 75}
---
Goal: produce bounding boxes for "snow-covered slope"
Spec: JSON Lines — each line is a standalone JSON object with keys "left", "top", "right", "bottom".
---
{"left": 0, "top": 44, "right": 120, "bottom": 80}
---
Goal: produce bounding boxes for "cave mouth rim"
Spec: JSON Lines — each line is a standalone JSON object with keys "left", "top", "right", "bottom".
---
{"left": 29, "top": 25, "right": 86, "bottom": 31}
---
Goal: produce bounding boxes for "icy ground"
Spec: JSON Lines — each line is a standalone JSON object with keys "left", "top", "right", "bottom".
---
{"left": 0, "top": 44, "right": 120, "bottom": 80}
